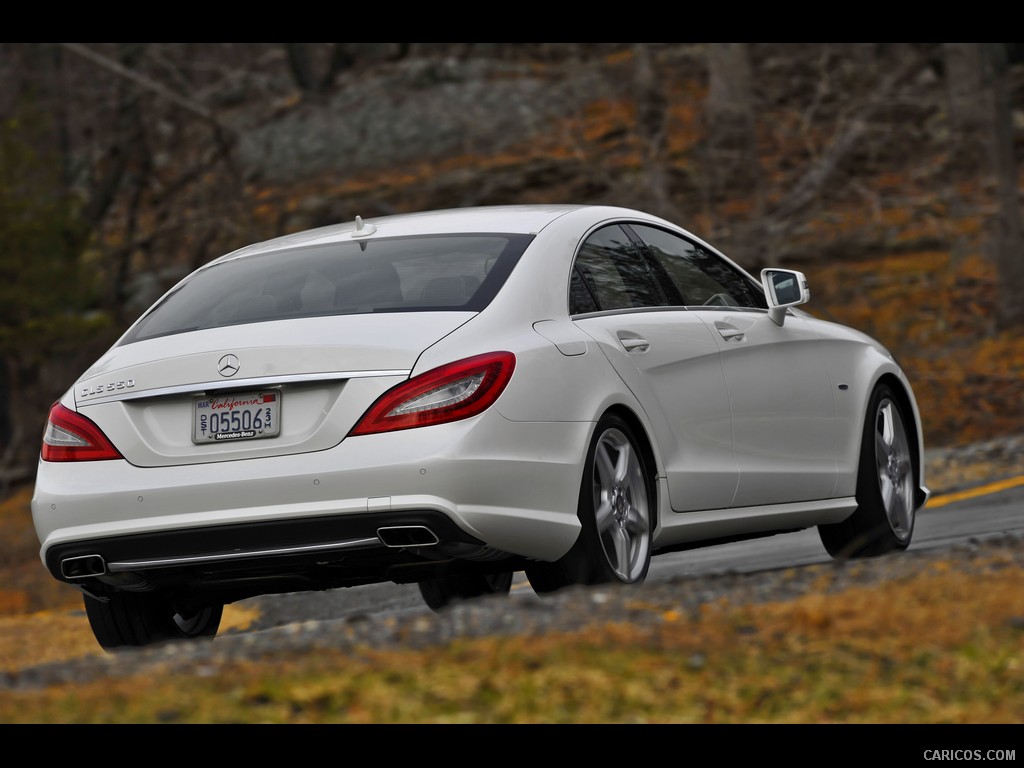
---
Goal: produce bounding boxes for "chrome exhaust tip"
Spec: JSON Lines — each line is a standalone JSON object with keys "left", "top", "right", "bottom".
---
{"left": 61, "top": 554, "right": 107, "bottom": 580}
{"left": 376, "top": 525, "right": 440, "bottom": 548}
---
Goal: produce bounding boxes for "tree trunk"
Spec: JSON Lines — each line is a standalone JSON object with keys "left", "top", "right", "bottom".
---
{"left": 703, "top": 43, "right": 764, "bottom": 266}
{"left": 705, "top": 43, "right": 759, "bottom": 194}
{"left": 942, "top": 43, "right": 991, "bottom": 262}
{"left": 284, "top": 43, "right": 353, "bottom": 96}
{"left": 0, "top": 356, "right": 12, "bottom": 461}
{"left": 631, "top": 44, "right": 676, "bottom": 221}
{"left": 984, "top": 43, "right": 1024, "bottom": 329}
{"left": 943, "top": 43, "right": 991, "bottom": 177}
{"left": 284, "top": 43, "right": 320, "bottom": 94}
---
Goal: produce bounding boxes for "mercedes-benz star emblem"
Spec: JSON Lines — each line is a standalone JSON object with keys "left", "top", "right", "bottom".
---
{"left": 217, "top": 354, "right": 240, "bottom": 377}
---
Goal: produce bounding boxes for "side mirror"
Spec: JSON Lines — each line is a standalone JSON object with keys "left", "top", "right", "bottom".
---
{"left": 761, "top": 268, "right": 810, "bottom": 326}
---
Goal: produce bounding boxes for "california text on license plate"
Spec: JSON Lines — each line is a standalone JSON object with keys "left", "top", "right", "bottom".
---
{"left": 193, "top": 391, "right": 281, "bottom": 444}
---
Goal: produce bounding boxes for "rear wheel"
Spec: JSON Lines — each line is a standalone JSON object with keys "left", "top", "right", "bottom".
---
{"left": 532, "top": 414, "right": 653, "bottom": 594}
{"left": 524, "top": 561, "right": 570, "bottom": 594}
{"left": 819, "top": 383, "right": 917, "bottom": 558}
{"left": 417, "top": 571, "right": 514, "bottom": 611}
{"left": 84, "top": 591, "right": 223, "bottom": 651}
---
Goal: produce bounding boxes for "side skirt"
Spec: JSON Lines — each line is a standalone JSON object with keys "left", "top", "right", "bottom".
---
{"left": 653, "top": 493, "right": 857, "bottom": 551}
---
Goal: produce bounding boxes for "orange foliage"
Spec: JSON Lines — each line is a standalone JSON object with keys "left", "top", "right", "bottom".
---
{"left": 0, "top": 591, "right": 28, "bottom": 614}
{"left": 720, "top": 198, "right": 759, "bottom": 217}
{"left": 874, "top": 172, "right": 909, "bottom": 191}
{"left": 809, "top": 243, "right": 1024, "bottom": 447}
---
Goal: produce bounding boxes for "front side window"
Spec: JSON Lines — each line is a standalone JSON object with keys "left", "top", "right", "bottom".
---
{"left": 120, "top": 233, "right": 533, "bottom": 344}
{"left": 630, "top": 224, "right": 766, "bottom": 310}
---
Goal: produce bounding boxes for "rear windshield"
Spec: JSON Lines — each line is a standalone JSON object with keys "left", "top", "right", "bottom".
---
{"left": 120, "top": 233, "right": 534, "bottom": 344}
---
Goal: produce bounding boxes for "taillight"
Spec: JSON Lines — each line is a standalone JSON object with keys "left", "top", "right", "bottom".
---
{"left": 350, "top": 351, "right": 515, "bottom": 436}
{"left": 40, "top": 402, "right": 123, "bottom": 461}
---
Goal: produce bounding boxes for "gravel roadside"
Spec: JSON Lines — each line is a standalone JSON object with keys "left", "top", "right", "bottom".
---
{"left": 924, "top": 434, "right": 1024, "bottom": 494}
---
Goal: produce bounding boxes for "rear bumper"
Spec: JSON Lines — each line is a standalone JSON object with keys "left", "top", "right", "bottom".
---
{"left": 32, "top": 415, "right": 591, "bottom": 588}
{"left": 44, "top": 508, "right": 508, "bottom": 602}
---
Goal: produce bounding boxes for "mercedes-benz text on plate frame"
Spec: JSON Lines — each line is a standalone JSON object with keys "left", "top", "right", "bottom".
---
{"left": 193, "top": 391, "right": 280, "bottom": 444}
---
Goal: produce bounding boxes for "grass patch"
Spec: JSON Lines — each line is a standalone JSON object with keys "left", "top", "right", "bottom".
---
{"left": 0, "top": 556, "right": 1021, "bottom": 723}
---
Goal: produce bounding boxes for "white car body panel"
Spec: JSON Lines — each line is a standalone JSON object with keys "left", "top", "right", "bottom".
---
{"left": 703, "top": 310, "right": 839, "bottom": 506}
{"left": 573, "top": 309, "right": 738, "bottom": 511}
{"left": 76, "top": 313, "right": 471, "bottom": 401}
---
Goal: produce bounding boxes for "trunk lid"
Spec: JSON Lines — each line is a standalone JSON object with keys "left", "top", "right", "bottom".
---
{"left": 74, "top": 313, "right": 472, "bottom": 467}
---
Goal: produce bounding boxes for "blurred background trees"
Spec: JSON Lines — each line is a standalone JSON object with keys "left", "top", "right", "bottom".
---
{"left": 0, "top": 42, "right": 1021, "bottom": 480}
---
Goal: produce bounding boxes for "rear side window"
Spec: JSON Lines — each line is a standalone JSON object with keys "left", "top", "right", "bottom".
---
{"left": 570, "top": 224, "right": 666, "bottom": 313}
{"left": 120, "top": 233, "right": 533, "bottom": 344}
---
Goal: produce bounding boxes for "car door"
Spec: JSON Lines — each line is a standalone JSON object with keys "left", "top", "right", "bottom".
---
{"left": 628, "top": 223, "right": 838, "bottom": 506}
{"left": 568, "top": 224, "right": 738, "bottom": 512}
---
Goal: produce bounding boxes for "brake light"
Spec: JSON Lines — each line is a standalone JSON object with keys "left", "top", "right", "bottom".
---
{"left": 41, "top": 402, "right": 123, "bottom": 461}
{"left": 350, "top": 352, "right": 515, "bottom": 436}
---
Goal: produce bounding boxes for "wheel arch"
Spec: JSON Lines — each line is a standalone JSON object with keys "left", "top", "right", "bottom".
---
{"left": 868, "top": 371, "right": 928, "bottom": 511}
{"left": 596, "top": 402, "right": 661, "bottom": 514}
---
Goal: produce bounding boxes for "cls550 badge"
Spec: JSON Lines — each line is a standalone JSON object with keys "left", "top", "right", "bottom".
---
{"left": 80, "top": 379, "right": 135, "bottom": 398}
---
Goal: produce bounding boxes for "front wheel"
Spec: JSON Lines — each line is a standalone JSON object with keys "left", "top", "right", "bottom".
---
{"left": 84, "top": 591, "right": 223, "bottom": 651}
{"left": 819, "top": 383, "right": 917, "bottom": 558}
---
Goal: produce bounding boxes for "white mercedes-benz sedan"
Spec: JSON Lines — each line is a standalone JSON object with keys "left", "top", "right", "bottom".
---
{"left": 31, "top": 204, "right": 928, "bottom": 649}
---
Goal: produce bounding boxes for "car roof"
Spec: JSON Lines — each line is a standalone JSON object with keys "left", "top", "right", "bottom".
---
{"left": 212, "top": 204, "right": 596, "bottom": 264}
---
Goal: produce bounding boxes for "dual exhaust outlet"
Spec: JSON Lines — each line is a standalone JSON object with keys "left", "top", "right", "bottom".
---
{"left": 61, "top": 554, "right": 107, "bottom": 580}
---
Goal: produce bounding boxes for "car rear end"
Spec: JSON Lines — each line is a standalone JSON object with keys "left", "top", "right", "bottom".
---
{"left": 32, "top": 215, "right": 583, "bottom": 607}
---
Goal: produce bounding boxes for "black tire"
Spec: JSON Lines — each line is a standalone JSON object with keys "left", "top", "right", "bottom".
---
{"left": 557, "top": 413, "right": 654, "bottom": 588}
{"left": 524, "top": 561, "right": 571, "bottom": 595}
{"left": 84, "top": 591, "right": 223, "bottom": 651}
{"left": 417, "top": 571, "right": 514, "bottom": 612}
{"left": 819, "top": 383, "right": 917, "bottom": 558}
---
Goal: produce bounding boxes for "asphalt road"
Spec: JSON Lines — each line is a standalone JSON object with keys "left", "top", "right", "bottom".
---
{"left": 240, "top": 480, "right": 1024, "bottom": 630}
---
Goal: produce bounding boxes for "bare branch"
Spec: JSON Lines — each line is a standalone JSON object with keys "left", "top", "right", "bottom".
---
{"left": 764, "top": 52, "right": 931, "bottom": 241}
{"left": 59, "top": 42, "right": 233, "bottom": 133}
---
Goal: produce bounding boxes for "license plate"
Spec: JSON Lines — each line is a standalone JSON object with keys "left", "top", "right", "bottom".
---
{"left": 193, "top": 391, "right": 281, "bottom": 444}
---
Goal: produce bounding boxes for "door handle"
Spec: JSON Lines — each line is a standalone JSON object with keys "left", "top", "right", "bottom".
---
{"left": 714, "top": 322, "right": 744, "bottom": 342}
{"left": 619, "top": 337, "right": 650, "bottom": 352}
